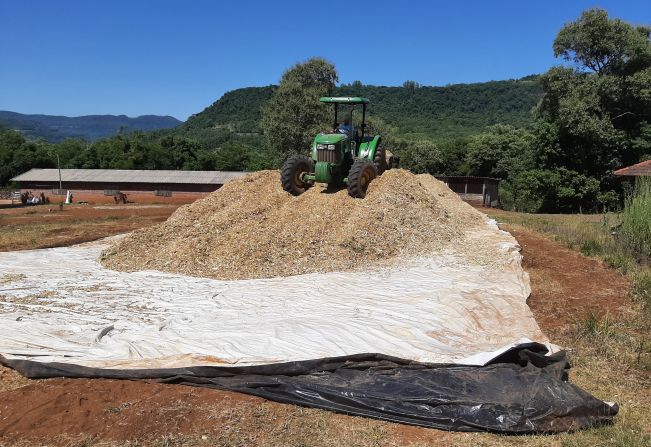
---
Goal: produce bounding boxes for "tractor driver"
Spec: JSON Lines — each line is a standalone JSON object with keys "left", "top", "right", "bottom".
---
{"left": 336, "top": 116, "right": 353, "bottom": 135}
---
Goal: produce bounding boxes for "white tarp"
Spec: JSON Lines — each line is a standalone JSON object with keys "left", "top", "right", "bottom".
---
{"left": 0, "top": 221, "right": 551, "bottom": 369}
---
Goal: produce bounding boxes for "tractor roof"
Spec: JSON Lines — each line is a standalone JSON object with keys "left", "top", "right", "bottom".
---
{"left": 319, "top": 97, "right": 370, "bottom": 104}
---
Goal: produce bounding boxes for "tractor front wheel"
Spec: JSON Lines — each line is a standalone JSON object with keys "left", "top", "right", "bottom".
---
{"left": 373, "top": 144, "right": 387, "bottom": 175}
{"left": 347, "top": 159, "right": 377, "bottom": 199}
{"left": 281, "top": 155, "right": 314, "bottom": 196}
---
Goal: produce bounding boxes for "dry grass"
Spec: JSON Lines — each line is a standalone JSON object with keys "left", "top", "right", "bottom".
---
{"left": 0, "top": 365, "right": 32, "bottom": 393}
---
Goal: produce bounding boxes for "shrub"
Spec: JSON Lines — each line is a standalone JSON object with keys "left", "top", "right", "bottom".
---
{"left": 620, "top": 177, "right": 651, "bottom": 261}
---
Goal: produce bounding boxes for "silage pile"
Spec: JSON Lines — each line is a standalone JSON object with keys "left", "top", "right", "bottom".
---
{"left": 100, "top": 170, "right": 497, "bottom": 280}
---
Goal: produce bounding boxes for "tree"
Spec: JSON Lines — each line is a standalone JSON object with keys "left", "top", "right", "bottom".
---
{"left": 503, "top": 168, "right": 600, "bottom": 213}
{"left": 261, "top": 58, "right": 338, "bottom": 162}
{"left": 523, "top": 8, "right": 651, "bottom": 211}
{"left": 396, "top": 139, "right": 443, "bottom": 174}
{"left": 553, "top": 8, "right": 651, "bottom": 75}
{"left": 402, "top": 80, "right": 421, "bottom": 90}
{"left": 465, "top": 125, "right": 534, "bottom": 179}
{"left": 212, "top": 143, "right": 250, "bottom": 171}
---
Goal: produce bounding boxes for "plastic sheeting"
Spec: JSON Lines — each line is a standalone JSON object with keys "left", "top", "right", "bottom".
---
{"left": 0, "top": 221, "right": 619, "bottom": 433}
{"left": 0, "top": 224, "right": 549, "bottom": 368}
{"left": 0, "top": 346, "right": 618, "bottom": 433}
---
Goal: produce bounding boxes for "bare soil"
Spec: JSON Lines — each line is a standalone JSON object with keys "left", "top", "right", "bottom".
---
{"left": 0, "top": 224, "right": 637, "bottom": 446}
{"left": 0, "top": 203, "right": 180, "bottom": 251}
{"left": 511, "top": 224, "right": 632, "bottom": 337}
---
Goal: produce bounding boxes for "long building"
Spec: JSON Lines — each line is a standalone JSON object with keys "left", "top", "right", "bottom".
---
{"left": 11, "top": 169, "right": 247, "bottom": 203}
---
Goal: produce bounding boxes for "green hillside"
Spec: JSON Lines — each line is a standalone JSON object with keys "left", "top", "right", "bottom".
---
{"left": 175, "top": 86, "right": 275, "bottom": 148}
{"left": 172, "top": 78, "right": 543, "bottom": 147}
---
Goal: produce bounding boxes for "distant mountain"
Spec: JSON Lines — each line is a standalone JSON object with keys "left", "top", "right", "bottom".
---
{"left": 172, "top": 77, "right": 543, "bottom": 147}
{"left": 0, "top": 111, "right": 182, "bottom": 142}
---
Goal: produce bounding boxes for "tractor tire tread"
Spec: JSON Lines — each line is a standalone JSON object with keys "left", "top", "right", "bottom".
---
{"left": 281, "top": 155, "right": 313, "bottom": 196}
{"left": 347, "top": 158, "right": 377, "bottom": 199}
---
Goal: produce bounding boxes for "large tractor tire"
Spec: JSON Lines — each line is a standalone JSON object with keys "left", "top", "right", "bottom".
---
{"left": 281, "top": 155, "right": 314, "bottom": 196}
{"left": 373, "top": 144, "right": 388, "bottom": 175}
{"left": 347, "top": 158, "right": 377, "bottom": 199}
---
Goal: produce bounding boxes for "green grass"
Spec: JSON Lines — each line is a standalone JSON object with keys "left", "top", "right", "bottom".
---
{"left": 580, "top": 311, "right": 615, "bottom": 338}
{"left": 484, "top": 207, "right": 651, "bottom": 447}
{"left": 621, "top": 177, "right": 651, "bottom": 261}
{"left": 634, "top": 270, "right": 651, "bottom": 312}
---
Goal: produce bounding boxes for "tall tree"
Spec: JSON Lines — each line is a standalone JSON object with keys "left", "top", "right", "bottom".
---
{"left": 261, "top": 58, "right": 338, "bottom": 162}
{"left": 530, "top": 8, "right": 651, "bottom": 210}
{"left": 553, "top": 8, "right": 651, "bottom": 75}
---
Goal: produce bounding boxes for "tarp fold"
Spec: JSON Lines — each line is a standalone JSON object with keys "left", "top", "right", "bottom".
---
{"left": 0, "top": 344, "right": 618, "bottom": 433}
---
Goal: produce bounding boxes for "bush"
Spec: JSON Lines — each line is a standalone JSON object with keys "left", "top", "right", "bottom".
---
{"left": 603, "top": 252, "right": 634, "bottom": 274}
{"left": 580, "top": 239, "right": 604, "bottom": 257}
{"left": 620, "top": 177, "right": 651, "bottom": 260}
{"left": 396, "top": 139, "right": 443, "bottom": 174}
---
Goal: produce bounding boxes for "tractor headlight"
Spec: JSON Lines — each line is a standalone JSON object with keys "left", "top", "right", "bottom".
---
{"left": 328, "top": 144, "right": 335, "bottom": 150}
{"left": 317, "top": 144, "right": 326, "bottom": 150}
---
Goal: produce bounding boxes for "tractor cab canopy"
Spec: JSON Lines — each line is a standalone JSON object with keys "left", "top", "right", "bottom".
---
{"left": 320, "top": 97, "right": 370, "bottom": 139}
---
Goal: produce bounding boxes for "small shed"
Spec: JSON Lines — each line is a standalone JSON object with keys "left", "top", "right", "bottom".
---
{"left": 436, "top": 176, "right": 500, "bottom": 207}
{"left": 613, "top": 160, "right": 651, "bottom": 177}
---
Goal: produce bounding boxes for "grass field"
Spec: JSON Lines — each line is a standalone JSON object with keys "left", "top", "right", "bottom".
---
{"left": 0, "top": 204, "right": 649, "bottom": 446}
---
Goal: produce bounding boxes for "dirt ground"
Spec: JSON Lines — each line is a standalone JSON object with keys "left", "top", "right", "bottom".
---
{"left": 0, "top": 203, "right": 181, "bottom": 251}
{"left": 516, "top": 225, "right": 631, "bottom": 335}
{"left": 0, "top": 218, "right": 645, "bottom": 446}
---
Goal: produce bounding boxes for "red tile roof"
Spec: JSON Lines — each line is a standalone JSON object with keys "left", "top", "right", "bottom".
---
{"left": 613, "top": 159, "right": 651, "bottom": 176}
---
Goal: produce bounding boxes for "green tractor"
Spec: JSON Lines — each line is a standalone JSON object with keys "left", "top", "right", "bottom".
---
{"left": 281, "top": 97, "right": 397, "bottom": 198}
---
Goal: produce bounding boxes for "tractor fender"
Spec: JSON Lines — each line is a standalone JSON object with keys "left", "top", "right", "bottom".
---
{"left": 358, "top": 135, "right": 381, "bottom": 160}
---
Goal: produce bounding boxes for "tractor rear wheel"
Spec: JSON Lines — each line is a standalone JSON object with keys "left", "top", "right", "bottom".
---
{"left": 281, "top": 155, "right": 314, "bottom": 196}
{"left": 347, "top": 159, "right": 377, "bottom": 199}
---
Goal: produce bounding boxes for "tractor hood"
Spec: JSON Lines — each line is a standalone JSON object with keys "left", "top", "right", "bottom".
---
{"left": 314, "top": 133, "right": 348, "bottom": 145}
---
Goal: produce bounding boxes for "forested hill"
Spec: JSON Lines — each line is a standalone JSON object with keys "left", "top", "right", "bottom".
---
{"left": 0, "top": 111, "right": 181, "bottom": 142}
{"left": 338, "top": 78, "right": 542, "bottom": 140}
{"left": 174, "top": 78, "right": 543, "bottom": 145}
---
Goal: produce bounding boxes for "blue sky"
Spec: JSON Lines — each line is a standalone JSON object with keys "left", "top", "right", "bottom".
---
{"left": 1, "top": 0, "right": 649, "bottom": 120}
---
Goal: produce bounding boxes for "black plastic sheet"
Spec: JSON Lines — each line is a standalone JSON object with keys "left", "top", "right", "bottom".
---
{"left": 0, "top": 343, "right": 617, "bottom": 433}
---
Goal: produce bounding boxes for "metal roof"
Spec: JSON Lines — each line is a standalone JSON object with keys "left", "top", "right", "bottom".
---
{"left": 319, "top": 97, "right": 370, "bottom": 104}
{"left": 613, "top": 159, "right": 651, "bottom": 177}
{"left": 11, "top": 169, "right": 247, "bottom": 185}
{"left": 435, "top": 175, "right": 502, "bottom": 182}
